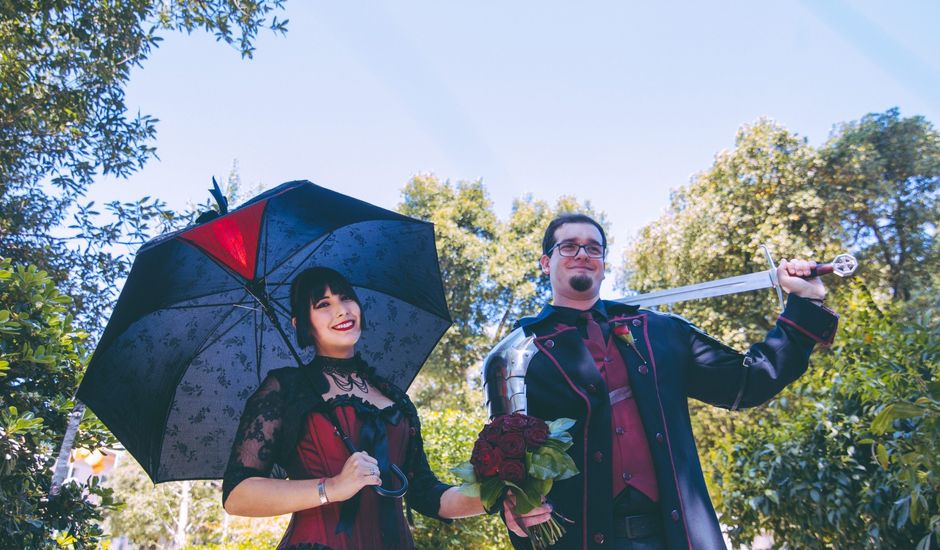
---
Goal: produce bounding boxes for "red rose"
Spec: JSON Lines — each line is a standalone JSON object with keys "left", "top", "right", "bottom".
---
{"left": 503, "top": 414, "right": 529, "bottom": 432}
{"left": 489, "top": 416, "right": 507, "bottom": 432}
{"left": 499, "top": 459, "right": 526, "bottom": 483}
{"left": 497, "top": 431, "right": 526, "bottom": 458}
{"left": 471, "top": 440, "right": 502, "bottom": 478}
{"left": 482, "top": 425, "right": 501, "bottom": 445}
{"left": 523, "top": 424, "right": 549, "bottom": 449}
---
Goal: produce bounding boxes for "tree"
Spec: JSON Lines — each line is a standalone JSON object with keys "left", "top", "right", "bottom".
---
{"left": 0, "top": 260, "right": 116, "bottom": 548}
{"left": 0, "top": 1, "right": 288, "bottom": 329}
{"left": 398, "top": 175, "right": 499, "bottom": 405}
{"left": 623, "top": 112, "right": 940, "bottom": 548}
{"left": 409, "top": 406, "right": 510, "bottom": 550}
{"left": 818, "top": 108, "right": 940, "bottom": 303}
{"left": 621, "top": 118, "right": 835, "bottom": 346}
{"left": 711, "top": 284, "right": 938, "bottom": 549}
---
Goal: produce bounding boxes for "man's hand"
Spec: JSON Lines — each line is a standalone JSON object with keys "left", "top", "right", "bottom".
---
{"left": 777, "top": 258, "right": 826, "bottom": 301}
{"left": 503, "top": 491, "right": 553, "bottom": 537}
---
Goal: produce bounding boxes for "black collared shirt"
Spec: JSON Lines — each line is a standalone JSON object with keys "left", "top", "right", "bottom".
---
{"left": 544, "top": 300, "right": 611, "bottom": 341}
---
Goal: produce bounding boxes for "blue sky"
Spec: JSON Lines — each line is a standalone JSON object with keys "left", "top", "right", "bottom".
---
{"left": 91, "top": 1, "right": 940, "bottom": 296}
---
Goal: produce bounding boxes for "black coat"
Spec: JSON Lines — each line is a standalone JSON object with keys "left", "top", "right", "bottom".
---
{"left": 507, "top": 295, "right": 838, "bottom": 550}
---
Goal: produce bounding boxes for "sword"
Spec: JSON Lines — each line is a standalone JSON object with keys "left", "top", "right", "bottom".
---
{"left": 617, "top": 245, "right": 858, "bottom": 309}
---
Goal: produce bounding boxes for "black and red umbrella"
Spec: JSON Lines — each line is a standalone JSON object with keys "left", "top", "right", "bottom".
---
{"left": 77, "top": 180, "right": 451, "bottom": 483}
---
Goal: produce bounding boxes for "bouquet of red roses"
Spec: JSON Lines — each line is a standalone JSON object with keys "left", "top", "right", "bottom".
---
{"left": 451, "top": 413, "right": 579, "bottom": 548}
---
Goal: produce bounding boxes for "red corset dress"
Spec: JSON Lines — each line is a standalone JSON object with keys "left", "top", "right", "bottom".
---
{"left": 280, "top": 395, "right": 413, "bottom": 549}
{"left": 222, "top": 358, "right": 452, "bottom": 550}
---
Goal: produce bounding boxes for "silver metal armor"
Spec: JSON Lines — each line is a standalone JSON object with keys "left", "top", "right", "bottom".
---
{"left": 482, "top": 327, "right": 539, "bottom": 418}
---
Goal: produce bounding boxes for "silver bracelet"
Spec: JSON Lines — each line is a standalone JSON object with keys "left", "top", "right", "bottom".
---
{"left": 317, "top": 479, "right": 329, "bottom": 505}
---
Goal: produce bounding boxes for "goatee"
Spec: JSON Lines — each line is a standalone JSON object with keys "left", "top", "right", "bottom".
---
{"left": 569, "top": 275, "right": 593, "bottom": 292}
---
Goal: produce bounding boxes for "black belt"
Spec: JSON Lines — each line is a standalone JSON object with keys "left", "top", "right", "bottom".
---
{"left": 613, "top": 513, "right": 662, "bottom": 540}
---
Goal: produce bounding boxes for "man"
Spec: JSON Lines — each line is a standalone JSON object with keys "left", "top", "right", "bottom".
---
{"left": 484, "top": 214, "right": 838, "bottom": 549}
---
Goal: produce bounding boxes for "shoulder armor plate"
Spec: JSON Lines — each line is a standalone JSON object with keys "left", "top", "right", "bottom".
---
{"left": 482, "top": 327, "right": 538, "bottom": 418}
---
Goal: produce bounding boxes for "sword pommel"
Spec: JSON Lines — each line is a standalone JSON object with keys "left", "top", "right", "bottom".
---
{"left": 810, "top": 254, "right": 858, "bottom": 278}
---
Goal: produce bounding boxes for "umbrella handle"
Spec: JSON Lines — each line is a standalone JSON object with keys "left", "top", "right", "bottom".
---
{"left": 336, "top": 426, "right": 409, "bottom": 499}
{"left": 374, "top": 464, "right": 409, "bottom": 498}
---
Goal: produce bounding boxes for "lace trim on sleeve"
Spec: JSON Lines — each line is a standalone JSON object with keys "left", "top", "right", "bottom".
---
{"left": 222, "top": 374, "right": 286, "bottom": 504}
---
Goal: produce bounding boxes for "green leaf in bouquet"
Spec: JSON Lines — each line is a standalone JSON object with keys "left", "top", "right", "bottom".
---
{"left": 457, "top": 482, "right": 481, "bottom": 497}
{"left": 521, "top": 476, "right": 553, "bottom": 498}
{"left": 450, "top": 461, "right": 478, "bottom": 483}
{"left": 505, "top": 482, "right": 540, "bottom": 514}
{"left": 528, "top": 450, "right": 556, "bottom": 480}
{"left": 546, "top": 430, "right": 573, "bottom": 448}
{"left": 548, "top": 417, "right": 576, "bottom": 434}
{"left": 480, "top": 477, "right": 505, "bottom": 511}
{"left": 535, "top": 446, "right": 579, "bottom": 480}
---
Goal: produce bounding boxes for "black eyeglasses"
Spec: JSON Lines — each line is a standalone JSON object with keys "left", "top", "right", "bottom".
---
{"left": 547, "top": 242, "right": 606, "bottom": 258}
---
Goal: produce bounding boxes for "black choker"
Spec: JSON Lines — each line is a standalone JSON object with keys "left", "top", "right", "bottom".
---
{"left": 315, "top": 355, "right": 369, "bottom": 393}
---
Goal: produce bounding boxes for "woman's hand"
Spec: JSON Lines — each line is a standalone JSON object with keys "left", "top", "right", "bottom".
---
{"left": 324, "top": 451, "right": 382, "bottom": 502}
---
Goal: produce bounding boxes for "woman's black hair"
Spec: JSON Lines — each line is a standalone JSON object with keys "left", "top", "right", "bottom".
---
{"left": 289, "top": 267, "right": 364, "bottom": 349}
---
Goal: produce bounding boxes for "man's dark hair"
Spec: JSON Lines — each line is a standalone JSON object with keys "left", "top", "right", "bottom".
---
{"left": 541, "top": 214, "right": 607, "bottom": 256}
{"left": 289, "top": 267, "right": 364, "bottom": 349}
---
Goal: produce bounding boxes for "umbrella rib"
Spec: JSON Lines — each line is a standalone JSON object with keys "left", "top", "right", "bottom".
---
{"left": 254, "top": 304, "right": 264, "bottom": 384}
{"left": 189, "top": 306, "right": 255, "bottom": 360}
{"left": 161, "top": 302, "right": 259, "bottom": 311}
{"left": 264, "top": 230, "right": 335, "bottom": 292}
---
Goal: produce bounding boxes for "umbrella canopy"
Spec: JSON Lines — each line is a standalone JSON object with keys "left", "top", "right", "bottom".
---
{"left": 78, "top": 180, "right": 451, "bottom": 483}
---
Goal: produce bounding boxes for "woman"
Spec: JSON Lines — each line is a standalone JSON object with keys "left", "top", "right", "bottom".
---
{"left": 222, "top": 267, "right": 484, "bottom": 549}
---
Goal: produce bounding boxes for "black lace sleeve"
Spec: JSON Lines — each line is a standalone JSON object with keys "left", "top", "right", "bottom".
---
{"left": 222, "top": 373, "right": 287, "bottom": 505}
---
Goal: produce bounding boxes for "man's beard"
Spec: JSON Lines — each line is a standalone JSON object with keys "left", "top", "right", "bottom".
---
{"left": 569, "top": 274, "right": 593, "bottom": 292}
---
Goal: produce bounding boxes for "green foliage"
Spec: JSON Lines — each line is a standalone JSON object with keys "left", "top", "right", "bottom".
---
{"left": 105, "top": 456, "right": 220, "bottom": 547}
{"left": 711, "top": 284, "right": 938, "bottom": 548}
{"left": 0, "top": 1, "right": 287, "bottom": 330}
{"left": 818, "top": 108, "right": 940, "bottom": 303}
{"left": 0, "top": 260, "right": 115, "bottom": 547}
{"left": 623, "top": 118, "right": 834, "bottom": 347}
{"left": 410, "top": 406, "right": 511, "bottom": 550}
{"left": 624, "top": 110, "right": 940, "bottom": 547}
{"left": 105, "top": 452, "right": 289, "bottom": 548}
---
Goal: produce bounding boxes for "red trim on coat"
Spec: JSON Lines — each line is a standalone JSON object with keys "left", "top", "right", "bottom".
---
{"left": 777, "top": 315, "right": 834, "bottom": 347}
{"left": 535, "top": 332, "right": 590, "bottom": 550}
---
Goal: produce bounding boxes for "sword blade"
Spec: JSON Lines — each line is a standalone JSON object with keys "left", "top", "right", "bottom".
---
{"left": 616, "top": 270, "right": 776, "bottom": 307}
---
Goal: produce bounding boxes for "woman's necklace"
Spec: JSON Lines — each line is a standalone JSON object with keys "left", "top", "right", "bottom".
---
{"left": 321, "top": 360, "right": 369, "bottom": 393}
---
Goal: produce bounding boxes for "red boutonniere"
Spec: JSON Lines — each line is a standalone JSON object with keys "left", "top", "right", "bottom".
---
{"left": 613, "top": 323, "right": 646, "bottom": 363}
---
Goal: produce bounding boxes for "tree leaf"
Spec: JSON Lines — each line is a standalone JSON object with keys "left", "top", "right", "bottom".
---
{"left": 875, "top": 444, "right": 889, "bottom": 469}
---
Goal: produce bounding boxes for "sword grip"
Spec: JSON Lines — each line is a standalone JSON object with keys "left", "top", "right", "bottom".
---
{"left": 808, "top": 264, "right": 833, "bottom": 278}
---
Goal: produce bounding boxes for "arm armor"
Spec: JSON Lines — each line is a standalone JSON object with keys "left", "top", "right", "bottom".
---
{"left": 482, "top": 327, "right": 538, "bottom": 418}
